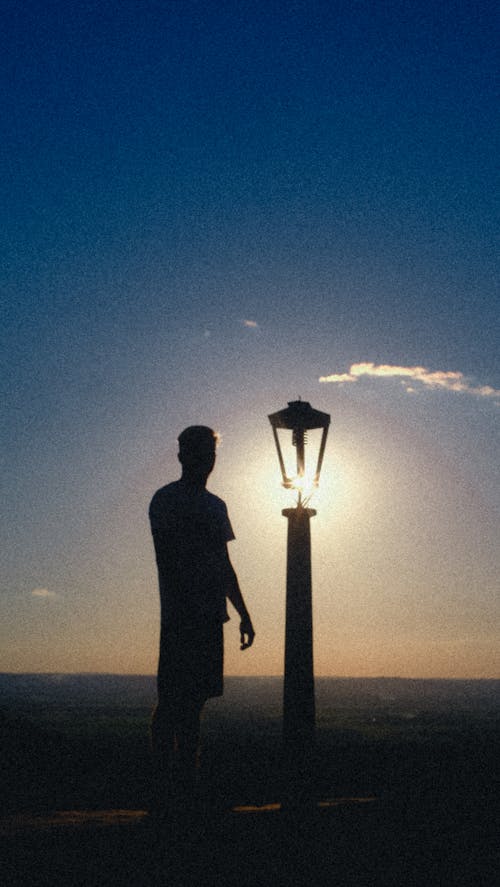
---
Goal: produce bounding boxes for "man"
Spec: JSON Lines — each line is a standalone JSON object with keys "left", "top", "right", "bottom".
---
{"left": 149, "top": 425, "right": 255, "bottom": 810}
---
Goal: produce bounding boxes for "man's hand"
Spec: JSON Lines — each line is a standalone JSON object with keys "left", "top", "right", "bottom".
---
{"left": 239, "top": 617, "right": 255, "bottom": 651}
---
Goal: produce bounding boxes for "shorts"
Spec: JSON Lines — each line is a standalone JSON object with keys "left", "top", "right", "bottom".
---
{"left": 157, "top": 621, "right": 224, "bottom": 705}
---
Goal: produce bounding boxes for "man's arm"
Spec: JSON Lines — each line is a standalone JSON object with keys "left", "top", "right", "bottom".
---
{"left": 223, "top": 548, "right": 255, "bottom": 650}
{"left": 151, "top": 529, "right": 175, "bottom": 575}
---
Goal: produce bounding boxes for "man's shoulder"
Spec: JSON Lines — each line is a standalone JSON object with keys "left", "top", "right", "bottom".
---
{"left": 149, "top": 482, "right": 228, "bottom": 517}
{"left": 150, "top": 480, "right": 180, "bottom": 499}
{"left": 149, "top": 481, "right": 179, "bottom": 507}
{"left": 149, "top": 481, "right": 234, "bottom": 541}
{"left": 202, "top": 490, "right": 234, "bottom": 540}
{"left": 202, "top": 489, "right": 227, "bottom": 511}
{"left": 149, "top": 481, "right": 183, "bottom": 521}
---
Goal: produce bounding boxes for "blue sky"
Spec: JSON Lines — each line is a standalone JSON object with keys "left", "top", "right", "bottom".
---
{"left": 1, "top": 0, "right": 498, "bottom": 676}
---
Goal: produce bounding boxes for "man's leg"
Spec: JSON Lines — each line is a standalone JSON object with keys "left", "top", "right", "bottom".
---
{"left": 151, "top": 701, "right": 178, "bottom": 819}
{"left": 151, "top": 700, "right": 176, "bottom": 778}
{"left": 173, "top": 696, "right": 205, "bottom": 799}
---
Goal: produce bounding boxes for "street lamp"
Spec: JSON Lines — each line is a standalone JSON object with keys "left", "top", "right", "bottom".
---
{"left": 268, "top": 400, "right": 330, "bottom": 807}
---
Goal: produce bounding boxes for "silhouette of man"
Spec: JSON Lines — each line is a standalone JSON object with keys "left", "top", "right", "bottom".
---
{"left": 149, "top": 425, "right": 255, "bottom": 810}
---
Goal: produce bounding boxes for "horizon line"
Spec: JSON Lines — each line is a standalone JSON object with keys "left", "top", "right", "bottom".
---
{"left": 1, "top": 671, "right": 499, "bottom": 681}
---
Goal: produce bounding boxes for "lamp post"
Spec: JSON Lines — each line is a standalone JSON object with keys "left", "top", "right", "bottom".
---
{"left": 268, "top": 400, "right": 330, "bottom": 807}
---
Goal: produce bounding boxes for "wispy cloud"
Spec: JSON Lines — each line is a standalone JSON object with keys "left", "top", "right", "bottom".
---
{"left": 31, "top": 588, "right": 57, "bottom": 599}
{"left": 319, "top": 362, "right": 500, "bottom": 399}
{"left": 243, "top": 319, "right": 259, "bottom": 328}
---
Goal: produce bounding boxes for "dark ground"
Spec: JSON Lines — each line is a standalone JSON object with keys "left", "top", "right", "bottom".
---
{"left": 1, "top": 675, "right": 498, "bottom": 886}
{"left": 1, "top": 793, "right": 498, "bottom": 887}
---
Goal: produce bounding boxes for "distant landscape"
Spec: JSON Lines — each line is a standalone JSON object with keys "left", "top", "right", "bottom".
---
{"left": 1, "top": 674, "right": 499, "bottom": 815}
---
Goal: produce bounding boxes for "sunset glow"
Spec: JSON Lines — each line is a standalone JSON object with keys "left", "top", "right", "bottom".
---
{"left": 1, "top": 1, "right": 498, "bottom": 679}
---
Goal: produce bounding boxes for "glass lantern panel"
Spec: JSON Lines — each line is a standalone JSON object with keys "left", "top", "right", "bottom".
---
{"left": 275, "top": 426, "right": 325, "bottom": 495}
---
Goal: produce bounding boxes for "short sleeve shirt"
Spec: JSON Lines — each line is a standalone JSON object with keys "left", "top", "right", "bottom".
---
{"left": 149, "top": 480, "right": 235, "bottom": 627}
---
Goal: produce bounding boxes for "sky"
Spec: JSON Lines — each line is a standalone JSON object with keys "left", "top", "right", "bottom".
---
{"left": 1, "top": 0, "right": 498, "bottom": 678}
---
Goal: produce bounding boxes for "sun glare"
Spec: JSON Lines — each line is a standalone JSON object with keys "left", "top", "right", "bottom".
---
{"left": 287, "top": 470, "right": 318, "bottom": 505}
{"left": 240, "top": 442, "right": 350, "bottom": 517}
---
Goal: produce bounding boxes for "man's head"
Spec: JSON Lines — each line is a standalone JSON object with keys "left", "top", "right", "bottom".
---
{"left": 178, "top": 425, "right": 218, "bottom": 480}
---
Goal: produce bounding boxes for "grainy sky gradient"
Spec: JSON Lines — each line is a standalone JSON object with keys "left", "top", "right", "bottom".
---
{"left": 2, "top": 0, "right": 498, "bottom": 677}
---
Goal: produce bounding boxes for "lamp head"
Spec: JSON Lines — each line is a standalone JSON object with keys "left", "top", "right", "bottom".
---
{"left": 268, "top": 400, "right": 330, "bottom": 502}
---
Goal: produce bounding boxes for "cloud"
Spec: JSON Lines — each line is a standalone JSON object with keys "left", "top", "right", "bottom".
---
{"left": 319, "top": 362, "right": 500, "bottom": 399}
{"left": 31, "top": 588, "right": 57, "bottom": 599}
{"left": 318, "top": 371, "right": 357, "bottom": 384}
{"left": 243, "top": 319, "right": 259, "bottom": 328}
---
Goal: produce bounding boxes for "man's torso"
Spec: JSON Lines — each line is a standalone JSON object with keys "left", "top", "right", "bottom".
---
{"left": 149, "top": 480, "right": 234, "bottom": 627}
